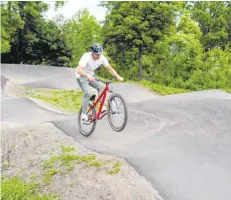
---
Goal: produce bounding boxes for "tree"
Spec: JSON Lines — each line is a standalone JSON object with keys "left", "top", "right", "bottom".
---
{"left": 101, "top": 1, "right": 176, "bottom": 79}
{"left": 8, "top": 1, "right": 48, "bottom": 63}
{"left": 189, "top": 1, "right": 230, "bottom": 51}
{"left": 36, "top": 20, "right": 72, "bottom": 66}
{"left": 1, "top": 1, "right": 71, "bottom": 66}
{"left": 1, "top": 2, "right": 24, "bottom": 53}
{"left": 141, "top": 10, "right": 203, "bottom": 87}
{"left": 63, "top": 9, "right": 102, "bottom": 67}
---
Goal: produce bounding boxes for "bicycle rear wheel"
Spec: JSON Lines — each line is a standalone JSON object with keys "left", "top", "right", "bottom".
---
{"left": 78, "top": 103, "right": 97, "bottom": 137}
{"left": 107, "top": 93, "right": 128, "bottom": 132}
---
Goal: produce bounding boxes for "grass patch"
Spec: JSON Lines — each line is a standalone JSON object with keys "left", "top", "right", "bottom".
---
{"left": 41, "top": 146, "right": 105, "bottom": 184}
{"left": 108, "top": 161, "right": 121, "bottom": 174}
{"left": 1, "top": 176, "right": 57, "bottom": 200}
{"left": 23, "top": 88, "right": 83, "bottom": 113}
{"left": 43, "top": 168, "right": 58, "bottom": 184}
{"left": 223, "top": 88, "right": 231, "bottom": 93}
{"left": 88, "top": 160, "right": 103, "bottom": 168}
{"left": 42, "top": 153, "right": 98, "bottom": 183}
{"left": 41, "top": 145, "right": 122, "bottom": 183}
{"left": 68, "top": 183, "right": 74, "bottom": 187}
{"left": 42, "top": 155, "right": 59, "bottom": 169}
{"left": 61, "top": 145, "right": 76, "bottom": 153}
{"left": 131, "top": 80, "right": 190, "bottom": 95}
{"left": 29, "top": 173, "right": 37, "bottom": 180}
{"left": 2, "top": 161, "right": 10, "bottom": 168}
{"left": 59, "top": 154, "right": 82, "bottom": 165}
{"left": 131, "top": 79, "right": 231, "bottom": 95}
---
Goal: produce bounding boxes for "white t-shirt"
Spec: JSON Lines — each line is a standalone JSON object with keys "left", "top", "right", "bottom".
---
{"left": 76, "top": 52, "right": 110, "bottom": 78}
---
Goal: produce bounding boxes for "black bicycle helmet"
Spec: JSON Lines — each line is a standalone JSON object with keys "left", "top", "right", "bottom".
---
{"left": 91, "top": 43, "right": 104, "bottom": 54}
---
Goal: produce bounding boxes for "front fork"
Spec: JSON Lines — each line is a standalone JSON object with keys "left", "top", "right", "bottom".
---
{"left": 106, "top": 90, "right": 114, "bottom": 106}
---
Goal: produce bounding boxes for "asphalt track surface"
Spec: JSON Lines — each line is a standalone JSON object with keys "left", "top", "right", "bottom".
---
{"left": 1, "top": 64, "right": 231, "bottom": 200}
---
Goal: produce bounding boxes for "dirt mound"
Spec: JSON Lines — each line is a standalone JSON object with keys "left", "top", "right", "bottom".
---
{"left": 1, "top": 123, "right": 163, "bottom": 200}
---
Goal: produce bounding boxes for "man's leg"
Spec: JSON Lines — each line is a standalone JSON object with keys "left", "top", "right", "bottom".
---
{"left": 89, "top": 79, "right": 107, "bottom": 112}
{"left": 76, "top": 77, "right": 91, "bottom": 114}
{"left": 89, "top": 79, "right": 104, "bottom": 95}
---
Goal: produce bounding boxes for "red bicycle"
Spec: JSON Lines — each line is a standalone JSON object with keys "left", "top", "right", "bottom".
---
{"left": 78, "top": 78, "right": 128, "bottom": 137}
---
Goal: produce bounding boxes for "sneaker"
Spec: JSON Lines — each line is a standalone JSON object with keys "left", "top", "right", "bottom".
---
{"left": 81, "top": 113, "right": 88, "bottom": 121}
{"left": 101, "top": 105, "right": 107, "bottom": 113}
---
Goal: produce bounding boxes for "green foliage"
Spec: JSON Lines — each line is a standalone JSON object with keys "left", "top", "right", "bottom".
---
{"left": 224, "top": 88, "right": 231, "bottom": 93}
{"left": 1, "top": 176, "right": 57, "bottom": 200}
{"left": 104, "top": 3, "right": 230, "bottom": 92}
{"left": 134, "top": 80, "right": 190, "bottom": 95}
{"left": 37, "top": 20, "right": 72, "bottom": 66}
{"left": 198, "top": 47, "right": 231, "bottom": 89}
{"left": 145, "top": 20, "right": 203, "bottom": 87}
{"left": 1, "top": 1, "right": 71, "bottom": 66}
{"left": 63, "top": 9, "right": 102, "bottom": 67}
{"left": 1, "top": 2, "right": 24, "bottom": 53}
{"left": 189, "top": 2, "right": 231, "bottom": 51}
{"left": 177, "top": 12, "right": 202, "bottom": 40}
{"left": 102, "top": 1, "right": 176, "bottom": 79}
{"left": 1, "top": 1, "right": 231, "bottom": 93}
{"left": 54, "top": 1, "right": 65, "bottom": 10}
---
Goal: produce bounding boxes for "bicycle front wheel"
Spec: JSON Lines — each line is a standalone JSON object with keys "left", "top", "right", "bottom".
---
{"left": 107, "top": 93, "right": 128, "bottom": 132}
{"left": 78, "top": 103, "right": 97, "bottom": 137}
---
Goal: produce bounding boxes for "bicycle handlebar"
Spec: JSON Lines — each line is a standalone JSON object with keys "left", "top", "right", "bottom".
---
{"left": 95, "top": 78, "right": 117, "bottom": 84}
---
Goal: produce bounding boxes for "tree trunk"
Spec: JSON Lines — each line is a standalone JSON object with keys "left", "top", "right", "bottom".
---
{"left": 138, "top": 47, "right": 142, "bottom": 80}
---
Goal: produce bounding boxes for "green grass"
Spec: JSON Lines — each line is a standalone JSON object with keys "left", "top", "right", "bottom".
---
{"left": 88, "top": 160, "right": 103, "bottom": 168}
{"left": 29, "top": 173, "right": 37, "bottom": 180}
{"left": 223, "top": 88, "right": 231, "bottom": 93}
{"left": 42, "top": 153, "right": 99, "bottom": 183}
{"left": 41, "top": 145, "right": 105, "bottom": 184}
{"left": 41, "top": 146, "right": 122, "bottom": 183}
{"left": 42, "top": 155, "right": 59, "bottom": 169}
{"left": 2, "top": 145, "right": 123, "bottom": 199}
{"left": 1, "top": 176, "right": 57, "bottom": 200}
{"left": 131, "top": 80, "right": 191, "bottom": 95}
{"left": 130, "top": 79, "right": 231, "bottom": 95}
{"left": 61, "top": 145, "right": 76, "bottom": 153}
{"left": 43, "top": 168, "right": 58, "bottom": 184}
{"left": 22, "top": 79, "right": 191, "bottom": 112}
{"left": 108, "top": 161, "right": 121, "bottom": 174}
{"left": 23, "top": 88, "right": 83, "bottom": 113}
{"left": 2, "top": 161, "right": 10, "bottom": 168}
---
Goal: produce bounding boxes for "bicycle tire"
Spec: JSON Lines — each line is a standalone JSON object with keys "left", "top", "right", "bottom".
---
{"left": 107, "top": 93, "right": 128, "bottom": 132}
{"left": 78, "top": 103, "right": 97, "bottom": 137}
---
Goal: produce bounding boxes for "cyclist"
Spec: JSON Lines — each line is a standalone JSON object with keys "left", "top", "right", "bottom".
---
{"left": 76, "top": 43, "right": 123, "bottom": 121}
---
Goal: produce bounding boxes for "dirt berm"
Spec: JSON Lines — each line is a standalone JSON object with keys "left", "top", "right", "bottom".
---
{"left": 1, "top": 122, "right": 163, "bottom": 200}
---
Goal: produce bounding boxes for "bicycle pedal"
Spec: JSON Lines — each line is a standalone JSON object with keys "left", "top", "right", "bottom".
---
{"left": 82, "top": 120, "right": 91, "bottom": 125}
{"left": 101, "top": 110, "right": 107, "bottom": 114}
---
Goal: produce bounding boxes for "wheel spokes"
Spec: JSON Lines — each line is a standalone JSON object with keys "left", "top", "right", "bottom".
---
{"left": 79, "top": 110, "right": 95, "bottom": 135}
{"left": 109, "top": 97, "right": 125, "bottom": 129}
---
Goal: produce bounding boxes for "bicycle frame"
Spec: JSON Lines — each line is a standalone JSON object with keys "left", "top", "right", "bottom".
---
{"left": 87, "top": 83, "right": 110, "bottom": 120}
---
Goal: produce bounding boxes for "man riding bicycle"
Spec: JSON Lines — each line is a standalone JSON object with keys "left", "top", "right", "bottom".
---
{"left": 76, "top": 43, "right": 123, "bottom": 121}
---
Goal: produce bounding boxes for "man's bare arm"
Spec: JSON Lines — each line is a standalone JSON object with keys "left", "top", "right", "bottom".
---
{"left": 76, "top": 66, "right": 95, "bottom": 81}
{"left": 105, "top": 65, "right": 122, "bottom": 81}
